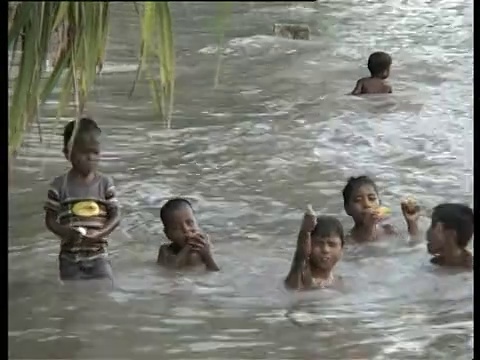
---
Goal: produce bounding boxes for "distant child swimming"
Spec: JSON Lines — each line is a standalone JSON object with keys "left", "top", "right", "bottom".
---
{"left": 426, "top": 203, "right": 473, "bottom": 270}
{"left": 342, "top": 176, "right": 420, "bottom": 242}
{"left": 157, "top": 198, "right": 220, "bottom": 271}
{"left": 351, "top": 51, "right": 392, "bottom": 95}
{"left": 285, "top": 205, "right": 344, "bottom": 290}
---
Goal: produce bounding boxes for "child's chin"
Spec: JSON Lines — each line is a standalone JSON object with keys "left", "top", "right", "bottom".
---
{"left": 427, "top": 245, "right": 440, "bottom": 255}
{"left": 313, "top": 261, "right": 334, "bottom": 271}
{"left": 353, "top": 217, "right": 365, "bottom": 225}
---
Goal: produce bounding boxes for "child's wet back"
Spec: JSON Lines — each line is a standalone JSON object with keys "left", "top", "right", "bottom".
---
{"left": 157, "top": 198, "right": 220, "bottom": 271}
{"left": 351, "top": 51, "right": 393, "bottom": 95}
{"left": 426, "top": 203, "right": 473, "bottom": 270}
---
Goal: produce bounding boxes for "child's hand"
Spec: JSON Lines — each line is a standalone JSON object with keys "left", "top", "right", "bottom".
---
{"left": 401, "top": 198, "right": 420, "bottom": 224}
{"left": 298, "top": 205, "right": 316, "bottom": 259}
{"left": 84, "top": 229, "right": 103, "bottom": 241}
{"left": 62, "top": 227, "right": 83, "bottom": 246}
{"left": 301, "top": 204, "right": 317, "bottom": 233}
{"left": 187, "top": 233, "right": 211, "bottom": 255}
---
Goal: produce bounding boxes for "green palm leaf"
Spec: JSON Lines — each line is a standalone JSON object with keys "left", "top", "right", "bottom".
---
{"left": 8, "top": 1, "right": 229, "bottom": 160}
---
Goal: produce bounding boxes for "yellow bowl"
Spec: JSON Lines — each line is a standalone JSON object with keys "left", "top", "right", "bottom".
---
{"left": 72, "top": 201, "right": 100, "bottom": 217}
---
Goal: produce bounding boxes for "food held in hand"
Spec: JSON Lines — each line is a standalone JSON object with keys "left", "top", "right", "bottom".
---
{"left": 373, "top": 206, "right": 391, "bottom": 218}
{"left": 306, "top": 204, "right": 316, "bottom": 216}
{"left": 75, "top": 227, "right": 87, "bottom": 236}
{"left": 72, "top": 201, "right": 100, "bottom": 217}
{"left": 401, "top": 197, "right": 417, "bottom": 214}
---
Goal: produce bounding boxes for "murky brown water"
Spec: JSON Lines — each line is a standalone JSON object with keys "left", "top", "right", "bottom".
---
{"left": 9, "top": 1, "right": 473, "bottom": 359}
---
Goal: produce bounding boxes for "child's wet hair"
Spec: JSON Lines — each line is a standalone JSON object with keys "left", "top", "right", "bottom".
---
{"left": 367, "top": 51, "right": 392, "bottom": 77}
{"left": 63, "top": 117, "right": 101, "bottom": 149}
{"left": 311, "top": 216, "right": 344, "bottom": 246}
{"left": 160, "top": 198, "right": 193, "bottom": 228}
{"left": 432, "top": 203, "right": 474, "bottom": 248}
{"left": 342, "top": 175, "right": 378, "bottom": 206}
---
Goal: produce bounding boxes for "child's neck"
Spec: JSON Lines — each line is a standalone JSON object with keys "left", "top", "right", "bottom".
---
{"left": 436, "top": 246, "right": 469, "bottom": 266}
{"left": 351, "top": 223, "right": 378, "bottom": 242}
{"left": 169, "top": 242, "right": 183, "bottom": 254}
{"left": 69, "top": 168, "right": 96, "bottom": 182}
{"left": 310, "top": 266, "right": 333, "bottom": 281}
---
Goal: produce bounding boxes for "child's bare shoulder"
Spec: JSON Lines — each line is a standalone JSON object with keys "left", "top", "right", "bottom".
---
{"left": 159, "top": 244, "right": 172, "bottom": 253}
{"left": 464, "top": 250, "right": 473, "bottom": 269}
{"left": 430, "top": 252, "right": 473, "bottom": 270}
{"left": 362, "top": 78, "right": 391, "bottom": 94}
{"left": 157, "top": 244, "right": 172, "bottom": 264}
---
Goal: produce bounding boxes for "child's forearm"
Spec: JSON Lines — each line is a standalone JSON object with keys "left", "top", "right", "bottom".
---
{"left": 202, "top": 252, "right": 220, "bottom": 271}
{"left": 45, "top": 212, "right": 71, "bottom": 239}
{"left": 285, "top": 230, "right": 310, "bottom": 289}
{"left": 285, "top": 251, "right": 304, "bottom": 289}
{"left": 205, "top": 259, "right": 220, "bottom": 272}
{"left": 96, "top": 208, "right": 121, "bottom": 238}
{"left": 407, "top": 221, "right": 421, "bottom": 243}
{"left": 407, "top": 221, "right": 419, "bottom": 236}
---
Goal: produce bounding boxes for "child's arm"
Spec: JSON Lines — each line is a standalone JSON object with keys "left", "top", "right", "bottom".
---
{"left": 285, "top": 230, "right": 312, "bottom": 290}
{"left": 401, "top": 200, "right": 421, "bottom": 240}
{"left": 351, "top": 79, "right": 363, "bottom": 95}
{"left": 188, "top": 234, "right": 220, "bottom": 271}
{"left": 45, "top": 210, "right": 81, "bottom": 242}
{"left": 85, "top": 176, "right": 121, "bottom": 240}
{"left": 157, "top": 245, "right": 167, "bottom": 264}
{"left": 285, "top": 205, "right": 316, "bottom": 290}
{"left": 158, "top": 245, "right": 193, "bottom": 268}
{"left": 201, "top": 252, "right": 220, "bottom": 272}
{"left": 44, "top": 181, "right": 80, "bottom": 243}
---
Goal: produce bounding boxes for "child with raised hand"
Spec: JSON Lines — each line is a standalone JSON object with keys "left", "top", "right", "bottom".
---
{"left": 157, "top": 198, "right": 220, "bottom": 271}
{"left": 285, "top": 205, "right": 344, "bottom": 290}
{"left": 426, "top": 203, "right": 473, "bottom": 270}
{"left": 342, "top": 176, "right": 421, "bottom": 242}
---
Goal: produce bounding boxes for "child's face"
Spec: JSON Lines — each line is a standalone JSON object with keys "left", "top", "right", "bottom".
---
{"left": 346, "top": 184, "right": 380, "bottom": 224}
{"left": 426, "top": 221, "right": 453, "bottom": 255}
{"left": 164, "top": 206, "right": 200, "bottom": 246}
{"left": 65, "top": 134, "right": 100, "bottom": 176}
{"left": 309, "top": 234, "right": 343, "bottom": 271}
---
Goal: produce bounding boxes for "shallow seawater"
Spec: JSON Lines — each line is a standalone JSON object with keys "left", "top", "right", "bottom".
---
{"left": 9, "top": 1, "right": 472, "bottom": 359}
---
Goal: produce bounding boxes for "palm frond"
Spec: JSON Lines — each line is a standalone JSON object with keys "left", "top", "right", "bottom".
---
{"left": 8, "top": 1, "right": 229, "bottom": 158}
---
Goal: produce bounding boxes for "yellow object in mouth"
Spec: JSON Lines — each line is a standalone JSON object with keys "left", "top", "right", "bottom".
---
{"left": 72, "top": 201, "right": 100, "bottom": 217}
{"left": 374, "top": 206, "right": 391, "bottom": 217}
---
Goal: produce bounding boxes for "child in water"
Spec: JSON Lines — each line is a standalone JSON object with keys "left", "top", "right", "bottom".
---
{"left": 426, "top": 203, "right": 473, "bottom": 270}
{"left": 285, "top": 205, "right": 344, "bottom": 290}
{"left": 157, "top": 198, "right": 220, "bottom": 271}
{"left": 342, "top": 176, "right": 420, "bottom": 242}
{"left": 351, "top": 51, "right": 392, "bottom": 95}
{"left": 44, "top": 118, "right": 120, "bottom": 281}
